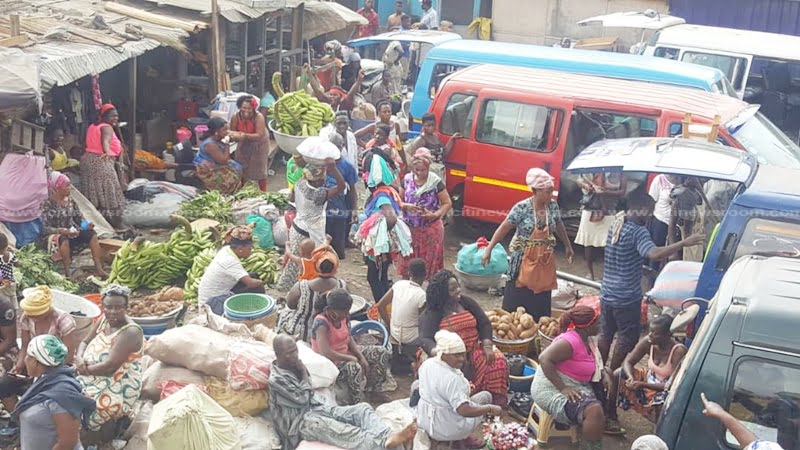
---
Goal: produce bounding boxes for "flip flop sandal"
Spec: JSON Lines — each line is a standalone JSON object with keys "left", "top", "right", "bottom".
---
{"left": 603, "top": 420, "right": 626, "bottom": 435}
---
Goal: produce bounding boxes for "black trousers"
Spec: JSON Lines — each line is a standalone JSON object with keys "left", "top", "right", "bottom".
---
{"left": 326, "top": 217, "right": 349, "bottom": 260}
{"left": 502, "top": 282, "right": 552, "bottom": 321}
{"left": 366, "top": 257, "right": 391, "bottom": 302}
{"left": 232, "top": 272, "right": 266, "bottom": 294}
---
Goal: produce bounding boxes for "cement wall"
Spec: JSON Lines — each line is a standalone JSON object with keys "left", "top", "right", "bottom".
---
{"left": 492, "top": 0, "right": 668, "bottom": 47}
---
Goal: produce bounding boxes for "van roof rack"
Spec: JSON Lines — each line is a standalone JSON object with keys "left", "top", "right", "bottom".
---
{"left": 681, "top": 112, "right": 720, "bottom": 142}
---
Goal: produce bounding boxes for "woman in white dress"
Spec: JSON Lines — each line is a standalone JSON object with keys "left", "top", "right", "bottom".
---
{"left": 574, "top": 172, "right": 627, "bottom": 280}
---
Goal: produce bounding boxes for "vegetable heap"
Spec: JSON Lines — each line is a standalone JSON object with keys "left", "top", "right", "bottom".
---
{"left": 272, "top": 72, "right": 335, "bottom": 136}
{"left": 107, "top": 216, "right": 216, "bottom": 290}
{"left": 179, "top": 185, "right": 289, "bottom": 223}
{"left": 128, "top": 287, "right": 185, "bottom": 318}
{"left": 13, "top": 245, "right": 78, "bottom": 293}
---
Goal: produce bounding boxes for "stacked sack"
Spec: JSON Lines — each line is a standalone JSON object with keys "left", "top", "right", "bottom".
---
{"left": 129, "top": 308, "right": 339, "bottom": 450}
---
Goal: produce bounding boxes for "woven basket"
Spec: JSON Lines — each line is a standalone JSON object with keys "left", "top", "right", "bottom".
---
{"left": 492, "top": 335, "right": 536, "bottom": 355}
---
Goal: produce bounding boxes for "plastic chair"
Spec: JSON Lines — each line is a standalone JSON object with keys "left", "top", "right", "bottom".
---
{"left": 526, "top": 402, "right": 578, "bottom": 446}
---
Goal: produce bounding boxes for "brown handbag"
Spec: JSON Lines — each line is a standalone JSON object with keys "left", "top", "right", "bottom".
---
{"left": 516, "top": 206, "right": 558, "bottom": 293}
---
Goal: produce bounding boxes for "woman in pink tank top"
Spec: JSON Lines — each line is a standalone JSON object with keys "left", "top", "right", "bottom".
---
{"left": 80, "top": 103, "right": 128, "bottom": 231}
{"left": 607, "top": 314, "right": 688, "bottom": 428}
{"left": 532, "top": 305, "right": 606, "bottom": 450}
{"left": 310, "top": 289, "right": 395, "bottom": 405}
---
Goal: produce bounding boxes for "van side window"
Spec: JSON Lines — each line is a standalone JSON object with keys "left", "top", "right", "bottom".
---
{"left": 681, "top": 52, "right": 748, "bottom": 91}
{"left": 654, "top": 46, "right": 680, "bottom": 60}
{"left": 733, "top": 218, "right": 800, "bottom": 260}
{"left": 476, "top": 100, "right": 561, "bottom": 152}
{"left": 429, "top": 63, "right": 465, "bottom": 99}
{"left": 727, "top": 359, "right": 800, "bottom": 449}
{"left": 441, "top": 93, "right": 477, "bottom": 136}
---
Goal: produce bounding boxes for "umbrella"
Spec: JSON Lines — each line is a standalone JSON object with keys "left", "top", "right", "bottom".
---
{"left": 300, "top": 1, "right": 368, "bottom": 40}
{"left": 0, "top": 49, "right": 42, "bottom": 113}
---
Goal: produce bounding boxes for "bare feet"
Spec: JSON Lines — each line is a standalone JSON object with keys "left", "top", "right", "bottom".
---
{"left": 94, "top": 268, "right": 109, "bottom": 278}
{"left": 385, "top": 419, "right": 417, "bottom": 448}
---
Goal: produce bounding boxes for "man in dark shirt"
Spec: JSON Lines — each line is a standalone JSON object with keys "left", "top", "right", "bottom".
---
{"left": 324, "top": 134, "right": 359, "bottom": 260}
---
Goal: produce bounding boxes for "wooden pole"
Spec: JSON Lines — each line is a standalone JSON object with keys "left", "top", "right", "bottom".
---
{"left": 210, "top": 0, "right": 222, "bottom": 96}
{"left": 127, "top": 56, "right": 138, "bottom": 180}
{"left": 10, "top": 14, "right": 20, "bottom": 36}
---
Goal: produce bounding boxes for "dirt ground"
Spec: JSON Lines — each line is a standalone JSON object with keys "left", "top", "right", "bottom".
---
{"left": 66, "top": 161, "right": 654, "bottom": 450}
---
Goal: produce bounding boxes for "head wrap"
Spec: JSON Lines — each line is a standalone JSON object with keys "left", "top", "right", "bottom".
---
{"left": 225, "top": 225, "right": 254, "bottom": 245}
{"left": 411, "top": 148, "right": 433, "bottom": 168}
{"left": 631, "top": 436, "right": 669, "bottom": 450}
{"left": 312, "top": 245, "right": 340, "bottom": 276}
{"left": 48, "top": 171, "right": 70, "bottom": 190}
{"left": 102, "top": 283, "right": 131, "bottom": 300}
{"left": 434, "top": 330, "right": 466, "bottom": 355}
{"left": 525, "top": 168, "right": 555, "bottom": 190}
{"left": 20, "top": 286, "right": 53, "bottom": 316}
{"left": 367, "top": 153, "right": 397, "bottom": 188}
{"left": 303, "top": 164, "right": 327, "bottom": 182}
{"left": 324, "top": 40, "right": 342, "bottom": 56}
{"left": 99, "top": 103, "right": 116, "bottom": 119}
{"left": 28, "top": 334, "right": 68, "bottom": 367}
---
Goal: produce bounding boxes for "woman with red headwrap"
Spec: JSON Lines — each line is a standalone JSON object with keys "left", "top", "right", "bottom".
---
{"left": 81, "top": 104, "right": 127, "bottom": 231}
{"left": 533, "top": 305, "right": 606, "bottom": 450}
{"left": 39, "top": 172, "right": 107, "bottom": 278}
{"left": 229, "top": 95, "right": 271, "bottom": 191}
{"left": 397, "top": 148, "right": 451, "bottom": 280}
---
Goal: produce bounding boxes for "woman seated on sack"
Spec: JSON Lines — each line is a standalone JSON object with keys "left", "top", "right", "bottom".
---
{"left": 193, "top": 117, "right": 243, "bottom": 195}
{"left": 14, "top": 286, "right": 78, "bottom": 375}
{"left": 418, "top": 270, "right": 509, "bottom": 406}
{"left": 312, "top": 289, "right": 396, "bottom": 405}
{"left": 605, "top": 314, "right": 687, "bottom": 430}
{"left": 414, "top": 330, "right": 502, "bottom": 448}
{"left": 278, "top": 245, "right": 346, "bottom": 342}
{"left": 40, "top": 171, "right": 108, "bottom": 278}
{"left": 14, "top": 335, "right": 95, "bottom": 450}
{"left": 76, "top": 284, "right": 144, "bottom": 442}
{"left": 197, "top": 226, "right": 265, "bottom": 315}
{"left": 531, "top": 305, "right": 606, "bottom": 450}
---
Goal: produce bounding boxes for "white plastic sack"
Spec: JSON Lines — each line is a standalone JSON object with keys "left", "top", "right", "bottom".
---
{"left": 145, "top": 324, "right": 235, "bottom": 379}
{"left": 123, "top": 193, "right": 184, "bottom": 228}
{"left": 235, "top": 416, "right": 280, "bottom": 450}
{"left": 297, "top": 341, "right": 338, "bottom": 389}
{"left": 148, "top": 385, "right": 241, "bottom": 450}
{"left": 272, "top": 217, "right": 288, "bottom": 247}
{"left": 375, "top": 399, "right": 430, "bottom": 450}
{"left": 122, "top": 400, "right": 154, "bottom": 450}
{"left": 297, "top": 136, "right": 340, "bottom": 163}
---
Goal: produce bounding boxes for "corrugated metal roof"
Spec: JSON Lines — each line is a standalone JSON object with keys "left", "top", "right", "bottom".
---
{"left": 0, "top": 0, "right": 199, "bottom": 91}
{"left": 140, "top": 0, "right": 286, "bottom": 22}
{"left": 27, "top": 39, "right": 160, "bottom": 90}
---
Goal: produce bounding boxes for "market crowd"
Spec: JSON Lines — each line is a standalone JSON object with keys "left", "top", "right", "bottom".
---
{"left": 0, "top": 4, "right": 785, "bottom": 450}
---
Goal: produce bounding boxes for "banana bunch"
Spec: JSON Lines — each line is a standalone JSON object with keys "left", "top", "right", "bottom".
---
{"left": 242, "top": 249, "right": 280, "bottom": 286}
{"left": 272, "top": 72, "right": 335, "bottom": 137}
{"left": 184, "top": 247, "right": 216, "bottom": 302}
{"left": 108, "top": 238, "right": 171, "bottom": 289}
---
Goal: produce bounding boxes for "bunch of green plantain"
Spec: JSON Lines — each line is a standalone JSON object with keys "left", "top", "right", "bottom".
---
{"left": 107, "top": 216, "right": 217, "bottom": 290}
{"left": 242, "top": 249, "right": 280, "bottom": 286}
{"left": 183, "top": 247, "right": 216, "bottom": 302}
{"left": 272, "top": 72, "right": 335, "bottom": 137}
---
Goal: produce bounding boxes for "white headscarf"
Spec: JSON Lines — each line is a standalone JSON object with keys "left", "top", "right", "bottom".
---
{"left": 631, "top": 435, "right": 669, "bottom": 450}
{"left": 433, "top": 330, "right": 466, "bottom": 356}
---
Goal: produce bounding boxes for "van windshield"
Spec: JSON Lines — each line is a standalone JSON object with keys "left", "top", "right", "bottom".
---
{"left": 731, "top": 112, "right": 800, "bottom": 169}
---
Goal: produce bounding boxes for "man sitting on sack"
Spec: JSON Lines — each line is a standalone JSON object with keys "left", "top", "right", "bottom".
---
{"left": 268, "top": 334, "right": 417, "bottom": 450}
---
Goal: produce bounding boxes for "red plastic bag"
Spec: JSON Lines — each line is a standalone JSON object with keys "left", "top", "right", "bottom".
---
{"left": 158, "top": 380, "right": 207, "bottom": 400}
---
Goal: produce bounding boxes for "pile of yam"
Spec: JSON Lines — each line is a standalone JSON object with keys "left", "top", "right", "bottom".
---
{"left": 488, "top": 307, "right": 538, "bottom": 341}
{"left": 538, "top": 316, "right": 560, "bottom": 338}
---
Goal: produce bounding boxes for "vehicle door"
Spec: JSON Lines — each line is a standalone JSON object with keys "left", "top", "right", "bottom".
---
{"left": 461, "top": 90, "right": 570, "bottom": 223}
{"left": 675, "top": 345, "right": 800, "bottom": 450}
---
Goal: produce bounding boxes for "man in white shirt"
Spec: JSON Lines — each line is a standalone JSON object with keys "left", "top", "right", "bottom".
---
{"left": 377, "top": 258, "right": 427, "bottom": 373}
{"left": 418, "top": 0, "right": 439, "bottom": 30}
{"left": 320, "top": 111, "right": 359, "bottom": 170}
{"left": 198, "top": 226, "right": 265, "bottom": 314}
